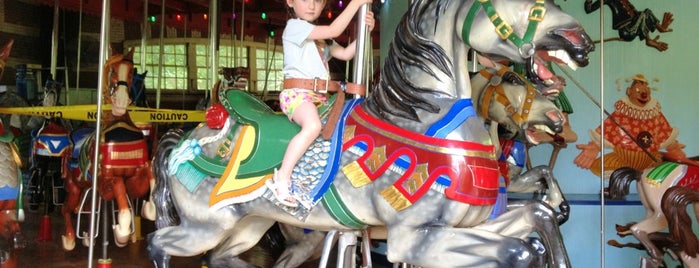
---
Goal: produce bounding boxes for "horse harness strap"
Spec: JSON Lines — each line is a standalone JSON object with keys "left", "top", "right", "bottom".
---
{"left": 462, "top": 0, "right": 546, "bottom": 52}
{"left": 283, "top": 78, "right": 366, "bottom": 96}
{"left": 478, "top": 68, "right": 535, "bottom": 124}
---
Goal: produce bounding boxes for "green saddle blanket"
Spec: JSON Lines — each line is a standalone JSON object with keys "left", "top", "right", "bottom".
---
{"left": 219, "top": 90, "right": 335, "bottom": 177}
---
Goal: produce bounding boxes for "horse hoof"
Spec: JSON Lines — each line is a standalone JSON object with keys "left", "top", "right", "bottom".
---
{"left": 141, "top": 201, "right": 156, "bottom": 221}
{"left": 62, "top": 235, "right": 76, "bottom": 251}
{"left": 81, "top": 232, "right": 93, "bottom": 248}
{"left": 113, "top": 230, "right": 129, "bottom": 247}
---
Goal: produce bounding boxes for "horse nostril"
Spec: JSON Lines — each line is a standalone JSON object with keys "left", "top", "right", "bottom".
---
{"left": 546, "top": 110, "right": 564, "bottom": 123}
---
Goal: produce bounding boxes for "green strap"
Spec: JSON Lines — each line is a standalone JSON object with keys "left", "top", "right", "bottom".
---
{"left": 647, "top": 162, "right": 679, "bottom": 184}
{"left": 321, "top": 185, "right": 367, "bottom": 229}
{"left": 462, "top": 0, "right": 545, "bottom": 49}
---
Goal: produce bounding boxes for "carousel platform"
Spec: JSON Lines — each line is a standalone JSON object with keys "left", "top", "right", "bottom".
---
{"left": 13, "top": 203, "right": 393, "bottom": 267}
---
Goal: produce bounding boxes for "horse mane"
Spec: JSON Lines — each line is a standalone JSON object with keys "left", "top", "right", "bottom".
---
{"left": 364, "top": 0, "right": 454, "bottom": 122}
{"left": 102, "top": 53, "right": 126, "bottom": 105}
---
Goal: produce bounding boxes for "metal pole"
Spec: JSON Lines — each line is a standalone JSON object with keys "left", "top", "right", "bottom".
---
{"left": 51, "top": 0, "right": 59, "bottom": 79}
{"left": 352, "top": 3, "right": 370, "bottom": 98}
{"left": 89, "top": 0, "right": 110, "bottom": 266}
{"left": 76, "top": 0, "right": 84, "bottom": 103}
{"left": 599, "top": 1, "right": 606, "bottom": 267}
{"left": 156, "top": 0, "right": 165, "bottom": 109}
{"left": 140, "top": 0, "right": 148, "bottom": 71}
{"left": 210, "top": 0, "right": 220, "bottom": 92}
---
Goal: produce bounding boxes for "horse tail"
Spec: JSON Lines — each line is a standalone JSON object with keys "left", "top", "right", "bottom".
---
{"left": 606, "top": 167, "right": 641, "bottom": 199}
{"left": 661, "top": 186, "right": 699, "bottom": 257}
{"left": 152, "top": 128, "right": 184, "bottom": 229}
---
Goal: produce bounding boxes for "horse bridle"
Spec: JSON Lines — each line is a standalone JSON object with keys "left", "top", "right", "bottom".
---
{"left": 108, "top": 58, "right": 134, "bottom": 97}
{"left": 478, "top": 67, "right": 537, "bottom": 125}
{"left": 462, "top": 0, "right": 546, "bottom": 58}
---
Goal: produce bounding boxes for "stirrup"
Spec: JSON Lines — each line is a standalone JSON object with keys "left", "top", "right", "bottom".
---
{"left": 265, "top": 178, "right": 298, "bottom": 208}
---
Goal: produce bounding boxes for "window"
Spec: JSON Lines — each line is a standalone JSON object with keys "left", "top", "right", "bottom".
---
{"left": 255, "top": 47, "right": 283, "bottom": 93}
{"left": 126, "top": 39, "right": 287, "bottom": 94}
{"left": 194, "top": 44, "right": 249, "bottom": 91}
{"left": 133, "top": 44, "right": 187, "bottom": 90}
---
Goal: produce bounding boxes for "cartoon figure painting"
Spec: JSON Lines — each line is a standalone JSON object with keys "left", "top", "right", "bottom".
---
{"left": 574, "top": 74, "right": 687, "bottom": 178}
{"left": 584, "top": 0, "right": 674, "bottom": 51}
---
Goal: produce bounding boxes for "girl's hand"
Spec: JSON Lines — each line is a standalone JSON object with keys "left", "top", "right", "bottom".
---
{"left": 366, "top": 11, "right": 375, "bottom": 31}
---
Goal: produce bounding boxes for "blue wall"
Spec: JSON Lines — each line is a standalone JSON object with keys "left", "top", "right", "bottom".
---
{"left": 379, "top": 0, "right": 698, "bottom": 267}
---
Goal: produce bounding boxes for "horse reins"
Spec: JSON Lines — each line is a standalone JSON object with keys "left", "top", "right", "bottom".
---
{"left": 478, "top": 68, "right": 536, "bottom": 125}
{"left": 462, "top": 0, "right": 546, "bottom": 57}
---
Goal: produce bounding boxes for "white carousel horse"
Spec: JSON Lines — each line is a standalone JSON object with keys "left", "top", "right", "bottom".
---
{"left": 148, "top": 0, "right": 593, "bottom": 267}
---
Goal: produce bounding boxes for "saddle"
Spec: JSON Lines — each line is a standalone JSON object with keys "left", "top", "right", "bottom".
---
{"left": 219, "top": 89, "right": 336, "bottom": 176}
{"left": 32, "top": 119, "right": 71, "bottom": 157}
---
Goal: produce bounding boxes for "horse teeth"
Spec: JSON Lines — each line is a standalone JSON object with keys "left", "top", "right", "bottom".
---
{"left": 548, "top": 50, "right": 578, "bottom": 71}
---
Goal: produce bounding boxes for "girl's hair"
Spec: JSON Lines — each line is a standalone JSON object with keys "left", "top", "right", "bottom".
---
{"left": 287, "top": 0, "right": 330, "bottom": 18}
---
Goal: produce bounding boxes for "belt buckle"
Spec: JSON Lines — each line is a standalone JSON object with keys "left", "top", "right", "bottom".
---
{"left": 313, "top": 77, "right": 328, "bottom": 94}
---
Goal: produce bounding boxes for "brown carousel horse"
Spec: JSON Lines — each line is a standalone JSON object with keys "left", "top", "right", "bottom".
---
{"left": 60, "top": 47, "right": 156, "bottom": 251}
{"left": 607, "top": 157, "right": 699, "bottom": 267}
{"left": 0, "top": 39, "right": 23, "bottom": 268}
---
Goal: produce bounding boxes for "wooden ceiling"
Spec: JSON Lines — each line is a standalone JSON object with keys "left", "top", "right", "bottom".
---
{"left": 35, "top": 0, "right": 381, "bottom": 45}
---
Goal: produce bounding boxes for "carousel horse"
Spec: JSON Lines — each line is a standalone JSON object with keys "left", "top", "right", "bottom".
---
{"left": 27, "top": 77, "right": 69, "bottom": 217}
{"left": 607, "top": 159, "right": 699, "bottom": 267}
{"left": 470, "top": 66, "right": 568, "bottom": 222}
{"left": 148, "top": 0, "right": 593, "bottom": 267}
{"left": 130, "top": 68, "right": 148, "bottom": 108}
{"left": 0, "top": 41, "right": 25, "bottom": 264}
{"left": 0, "top": 119, "right": 23, "bottom": 268}
{"left": 59, "top": 47, "right": 156, "bottom": 251}
{"left": 272, "top": 65, "right": 573, "bottom": 268}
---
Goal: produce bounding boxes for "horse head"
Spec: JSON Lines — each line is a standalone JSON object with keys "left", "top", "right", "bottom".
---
{"left": 464, "top": 0, "right": 594, "bottom": 95}
{"left": 471, "top": 66, "right": 564, "bottom": 146}
{"left": 42, "top": 76, "right": 63, "bottom": 107}
{"left": 219, "top": 67, "right": 250, "bottom": 88}
{"left": 365, "top": 0, "right": 592, "bottom": 144}
{"left": 104, "top": 47, "right": 135, "bottom": 116}
{"left": 131, "top": 68, "right": 148, "bottom": 107}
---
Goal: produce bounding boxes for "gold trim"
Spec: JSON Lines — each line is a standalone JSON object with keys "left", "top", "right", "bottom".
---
{"left": 342, "top": 161, "right": 372, "bottom": 187}
{"left": 380, "top": 185, "right": 412, "bottom": 211}
{"left": 109, "top": 149, "right": 144, "bottom": 160}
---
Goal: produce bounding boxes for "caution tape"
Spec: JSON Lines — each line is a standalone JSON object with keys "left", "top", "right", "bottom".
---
{"left": 0, "top": 104, "right": 206, "bottom": 123}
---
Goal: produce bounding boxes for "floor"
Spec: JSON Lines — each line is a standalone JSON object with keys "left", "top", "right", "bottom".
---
{"left": 7, "top": 202, "right": 389, "bottom": 268}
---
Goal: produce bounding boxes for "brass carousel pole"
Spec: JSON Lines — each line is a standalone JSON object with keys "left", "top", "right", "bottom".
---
{"left": 89, "top": 0, "right": 110, "bottom": 266}
{"left": 210, "top": 0, "right": 220, "bottom": 99}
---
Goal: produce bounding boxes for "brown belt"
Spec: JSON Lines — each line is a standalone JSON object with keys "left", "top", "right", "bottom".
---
{"left": 283, "top": 78, "right": 366, "bottom": 96}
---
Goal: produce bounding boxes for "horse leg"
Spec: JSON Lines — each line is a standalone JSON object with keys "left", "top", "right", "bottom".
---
{"left": 482, "top": 200, "right": 570, "bottom": 267}
{"left": 385, "top": 224, "right": 540, "bottom": 268}
{"left": 204, "top": 217, "right": 276, "bottom": 268}
{"left": 139, "top": 166, "right": 156, "bottom": 221}
{"left": 274, "top": 224, "right": 326, "bottom": 268}
{"left": 110, "top": 176, "right": 132, "bottom": 247}
{"left": 60, "top": 178, "right": 81, "bottom": 251}
{"left": 508, "top": 165, "right": 564, "bottom": 208}
{"left": 631, "top": 215, "right": 669, "bottom": 264}
{"left": 616, "top": 222, "right": 636, "bottom": 237}
{"left": 148, "top": 221, "right": 237, "bottom": 268}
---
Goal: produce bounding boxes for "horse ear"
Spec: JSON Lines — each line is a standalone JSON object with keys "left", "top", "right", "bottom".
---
{"left": 126, "top": 47, "right": 135, "bottom": 59}
{"left": 0, "top": 39, "right": 13, "bottom": 61}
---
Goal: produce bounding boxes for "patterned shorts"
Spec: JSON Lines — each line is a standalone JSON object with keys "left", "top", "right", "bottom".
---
{"left": 279, "top": 89, "right": 327, "bottom": 120}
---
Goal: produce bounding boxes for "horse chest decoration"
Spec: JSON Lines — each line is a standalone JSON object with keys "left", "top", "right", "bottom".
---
{"left": 148, "top": 0, "right": 593, "bottom": 267}
{"left": 60, "top": 48, "right": 156, "bottom": 251}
